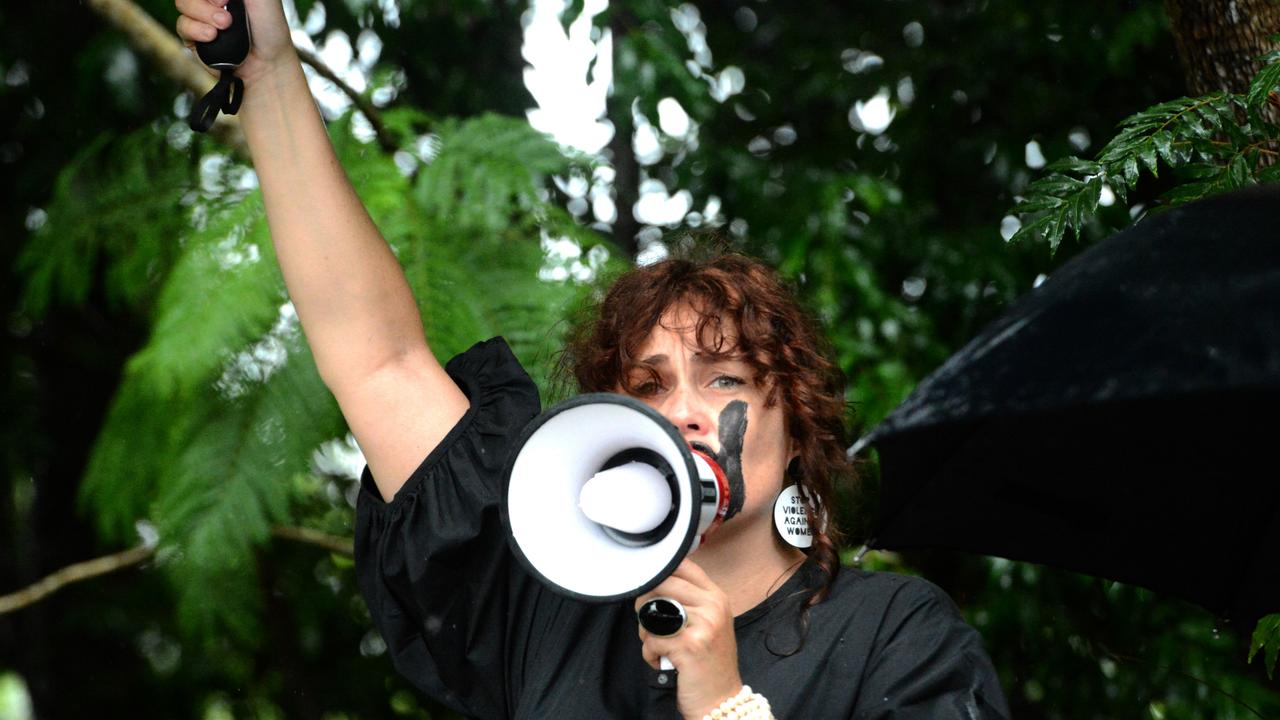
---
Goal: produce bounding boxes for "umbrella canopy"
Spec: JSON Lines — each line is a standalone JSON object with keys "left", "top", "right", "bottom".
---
{"left": 864, "top": 185, "right": 1280, "bottom": 624}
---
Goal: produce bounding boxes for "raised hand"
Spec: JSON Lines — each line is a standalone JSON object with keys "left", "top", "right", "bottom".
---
{"left": 175, "top": 0, "right": 295, "bottom": 86}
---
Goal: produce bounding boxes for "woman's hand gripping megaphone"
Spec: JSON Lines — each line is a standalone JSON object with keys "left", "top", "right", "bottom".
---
{"left": 635, "top": 559, "right": 746, "bottom": 718}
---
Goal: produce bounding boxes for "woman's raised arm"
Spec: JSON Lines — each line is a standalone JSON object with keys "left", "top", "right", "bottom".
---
{"left": 177, "top": 0, "right": 468, "bottom": 500}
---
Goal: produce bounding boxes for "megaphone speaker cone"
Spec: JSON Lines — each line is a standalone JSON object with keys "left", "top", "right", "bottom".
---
{"left": 579, "top": 461, "right": 673, "bottom": 534}
{"left": 502, "top": 393, "right": 703, "bottom": 602}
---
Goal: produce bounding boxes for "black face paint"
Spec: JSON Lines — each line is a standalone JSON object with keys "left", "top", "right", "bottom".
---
{"left": 692, "top": 400, "right": 749, "bottom": 520}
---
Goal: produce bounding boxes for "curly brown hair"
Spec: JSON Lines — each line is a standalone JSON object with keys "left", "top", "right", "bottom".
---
{"left": 557, "top": 252, "right": 854, "bottom": 606}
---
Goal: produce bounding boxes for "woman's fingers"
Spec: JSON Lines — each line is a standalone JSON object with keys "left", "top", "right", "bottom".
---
{"left": 176, "top": 0, "right": 231, "bottom": 25}
{"left": 174, "top": 0, "right": 232, "bottom": 41}
{"left": 633, "top": 559, "right": 742, "bottom": 717}
{"left": 634, "top": 575, "right": 701, "bottom": 615}
{"left": 635, "top": 562, "right": 734, "bottom": 658}
{"left": 176, "top": 16, "right": 218, "bottom": 46}
{"left": 639, "top": 638, "right": 663, "bottom": 670}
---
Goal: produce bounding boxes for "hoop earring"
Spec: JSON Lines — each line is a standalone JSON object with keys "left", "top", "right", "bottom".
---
{"left": 774, "top": 459, "right": 819, "bottom": 549}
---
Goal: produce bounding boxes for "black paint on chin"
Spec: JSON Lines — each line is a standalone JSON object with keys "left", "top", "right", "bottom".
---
{"left": 714, "top": 400, "right": 748, "bottom": 520}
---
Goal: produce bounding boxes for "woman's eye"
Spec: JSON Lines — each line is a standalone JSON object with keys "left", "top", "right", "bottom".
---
{"left": 633, "top": 380, "right": 662, "bottom": 396}
{"left": 711, "top": 375, "right": 746, "bottom": 389}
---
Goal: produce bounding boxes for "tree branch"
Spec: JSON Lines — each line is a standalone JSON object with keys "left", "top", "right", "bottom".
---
{"left": 0, "top": 544, "right": 154, "bottom": 615}
{"left": 295, "top": 46, "right": 398, "bottom": 153}
{"left": 0, "top": 526, "right": 353, "bottom": 615}
{"left": 84, "top": 0, "right": 398, "bottom": 156}
{"left": 269, "top": 524, "right": 355, "bottom": 555}
{"left": 84, "top": 0, "right": 249, "bottom": 155}
{"left": 1104, "top": 648, "right": 1266, "bottom": 719}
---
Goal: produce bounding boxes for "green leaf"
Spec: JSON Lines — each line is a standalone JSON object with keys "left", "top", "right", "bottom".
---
{"left": 1152, "top": 132, "right": 1174, "bottom": 165}
{"left": 1169, "top": 140, "right": 1194, "bottom": 165}
{"left": 1139, "top": 143, "right": 1159, "bottom": 176}
{"left": 1159, "top": 164, "right": 1224, "bottom": 205}
{"left": 1224, "top": 152, "right": 1254, "bottom": 190}
{"left": 1011, "top": 195, "right": 1065, "bottom": 214}
{"left": 1065, "top": 175, "right": 1103, "bottom": 239}
{"left": 1009, "top": 166, "right": 1104, "bottom": 252}
{"left": 1247, "top": 57, "right": 1280, "bottom": 110}
{"left": 1043, "top": 157, "right": 1102, "bottom": 176}
{"left": 1009, "top": 208, "right": 1065, "bottom": 251}
{"left": 1248, "top": 614, "right": 1280, "bottom": 679}
{"left": 1123, "top": 154, "right": 1141, "bottom": 185}
{"left": 1108, "top": 177, "right": 1129, "bottom": 205}
{"left": 1259, "top": 163, "right": 1280, "bottom": 183}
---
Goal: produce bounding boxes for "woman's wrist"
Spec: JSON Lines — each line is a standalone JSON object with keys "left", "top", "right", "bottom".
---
{"left": 239, "top": 49, "right": 302, "bottom": 92}
{"left": 701, "top": 685, "right": 774, "bottom": 720}
{"left": 238, "top": 53, "right": 309, "bottom": 133}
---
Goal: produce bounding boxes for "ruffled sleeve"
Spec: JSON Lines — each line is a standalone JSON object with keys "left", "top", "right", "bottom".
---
{"left": 354, "top": 337, "right": 542, "bottom": 719}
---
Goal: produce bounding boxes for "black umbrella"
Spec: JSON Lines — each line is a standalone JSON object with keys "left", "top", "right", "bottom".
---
{"left": 862, "top": 185, "right": 1280, "bottom": 624}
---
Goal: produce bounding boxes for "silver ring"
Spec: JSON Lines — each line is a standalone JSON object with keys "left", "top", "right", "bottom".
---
{"left": 637, "top": 597, "right": 687, "bottom": 637}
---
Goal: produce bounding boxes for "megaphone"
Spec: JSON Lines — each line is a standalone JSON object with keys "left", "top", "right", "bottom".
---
{"left": 501, "top": 393, "right": 730, "bottom": 603}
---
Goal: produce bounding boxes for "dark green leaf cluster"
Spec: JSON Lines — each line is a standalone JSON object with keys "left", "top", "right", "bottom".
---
{"left": 1011, "top": 35, "right": 1280, "bottom": 251}
{"left": 19, "top": 128, "right": 189, "bottom": 316}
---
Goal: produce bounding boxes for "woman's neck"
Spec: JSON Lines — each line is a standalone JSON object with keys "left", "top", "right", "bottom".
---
{"left": 691, "top": 521, "right": 808, "bottom": 616}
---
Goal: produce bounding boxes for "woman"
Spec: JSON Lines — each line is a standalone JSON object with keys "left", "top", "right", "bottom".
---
{"left": 175, "top": 1, "right": 1009, "bottom": 717}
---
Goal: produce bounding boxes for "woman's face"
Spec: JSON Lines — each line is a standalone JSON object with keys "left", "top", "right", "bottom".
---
{"left": 623, "top": 305, "right": 794, "bottom": 533}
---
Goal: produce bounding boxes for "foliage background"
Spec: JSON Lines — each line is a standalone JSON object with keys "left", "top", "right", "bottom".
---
{"left": 0, "top": 0, "right": 1277, "bottom": 718}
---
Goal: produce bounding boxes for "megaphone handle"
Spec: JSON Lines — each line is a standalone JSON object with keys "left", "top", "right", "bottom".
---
{"left": 651, "top": 657, "right": 677, "bottom": 689}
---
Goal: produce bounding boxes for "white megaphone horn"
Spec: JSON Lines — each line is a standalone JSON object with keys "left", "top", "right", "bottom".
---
{"left": 500, "top": 393, "right": 731, "bottom": 603}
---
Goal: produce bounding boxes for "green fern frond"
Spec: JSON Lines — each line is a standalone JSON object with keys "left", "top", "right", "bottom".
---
{"left": 1246, "top": 35, "right": 1280, "bottom": 111}
{"left": 1009, "top": 169, "right": 1102, "bottom": 251}
{"left": 1010, "top": 88, "right": 1275, "bottom": 250}
{"left": 1160, "top": 154, "right": 1256, "bottom": 205}
{"left": 126, "top": 194, "right": 284, "bottom": 399}
{"left": 20, "top": 126, "right": 190, "bottom": 316}
{"left": 80, "top": 370, "right": 203, "bottom": 543}
{"left": 80, "top": 107, "right": 607, "bottom": 643}
{"left": 1009, "top": 39, "right": 1280, "bottom": 250}
{"left": 389, "top": 112, "right": 605, "bottom": 390}
{"left": 414, "top": 113, "right": 585, "bottom": 236}
{"left": 154, "top": 334, "right": 342, "bottom": 641}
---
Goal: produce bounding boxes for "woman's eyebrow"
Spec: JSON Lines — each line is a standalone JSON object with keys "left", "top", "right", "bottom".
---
{"left": 638, "top": 353, "right": 744, "bottom": 366}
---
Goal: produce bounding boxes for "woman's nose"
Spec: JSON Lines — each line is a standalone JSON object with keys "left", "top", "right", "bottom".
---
{"left": 665, "top": 384, "right": 712, "bottom": 438}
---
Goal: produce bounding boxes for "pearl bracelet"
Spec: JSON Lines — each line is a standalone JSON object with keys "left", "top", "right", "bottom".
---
{"left": 702, "top": 684, "right": 774, "bottom": 720}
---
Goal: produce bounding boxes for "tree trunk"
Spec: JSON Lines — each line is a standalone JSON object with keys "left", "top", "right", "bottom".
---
{"left": 1164, "top": 0, "right": 1280, "bottom": 97}
{"left": 607, "top": 9, "right": 641, "bottom": 261}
